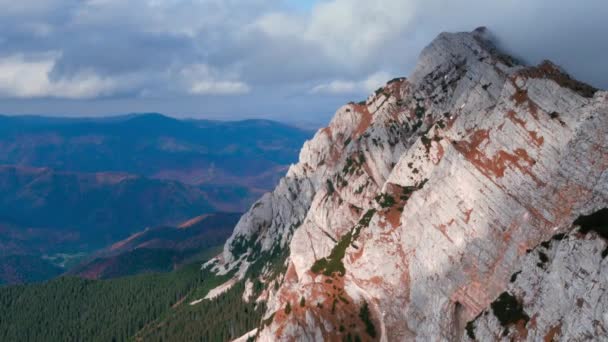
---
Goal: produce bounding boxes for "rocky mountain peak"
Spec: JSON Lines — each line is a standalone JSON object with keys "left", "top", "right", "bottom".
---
{"left": 202, "top": 28, "right": 608, "bottom": 341}
{"left": 409, "top": 27, "right": 519, "bottom": 85}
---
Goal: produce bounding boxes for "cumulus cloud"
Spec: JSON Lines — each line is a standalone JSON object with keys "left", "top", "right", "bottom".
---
{"left": 0, "top": 0, "right": 606, "bottom": 120}
{"left": 0, "top": 53, "right": 124, "bottom": 99}
{"left": 0, "top": 52, "right": 249, "bottom": 99}
{"left": 178, "top": 63, "right": 250, "bottom": 95}
{"left": 189, "top": 81, "right": 250, "bottom": 95}
{"left": 311, "top": 72, "right": 391, "bottom": 95}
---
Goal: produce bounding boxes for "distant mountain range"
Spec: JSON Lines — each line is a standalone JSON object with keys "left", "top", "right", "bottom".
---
{"left": 0, "top": 113, "right": 312, "bottom": 284}
{"left": 0, "top": 113, "right": 312, "bottom": 194}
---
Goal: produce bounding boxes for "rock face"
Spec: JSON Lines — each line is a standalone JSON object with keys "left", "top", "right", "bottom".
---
{"left": 468, "top": 215, "right": 608, "bottom": 341}
{"left": 208, "top": 28, "right": 608, "bottom": 341}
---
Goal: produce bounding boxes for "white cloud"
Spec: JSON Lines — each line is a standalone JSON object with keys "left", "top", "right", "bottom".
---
{"left": 177, "top": 63, "right": 250, "bottom": 96}
{"left": 311, "top": 80, "right": 357, "bottom": 95}
{"left": 0, "top": 0, "right": 67, "bottom": 16}
{"left": 254, "top": 0, "right": 418, "bottom": 71}
{"left": 0, "top": 54, "right": 123, "bottom": 99}
{"left": 311, "top": 71, "right": 391, "bottom": 95}
{"left": 305, "top": 0, "right": 417, "bottom": 62}
{"left": 0, "top": 0, "right": 606, "bottom": 118}
{"left": 0, "top": 53, "right": 250, "bottom": 99}
{"left": 252, "top": 12, "right": 304, "bottom": 38}
{"left": 189, "top": 81, "right": 250, "bottom": 95}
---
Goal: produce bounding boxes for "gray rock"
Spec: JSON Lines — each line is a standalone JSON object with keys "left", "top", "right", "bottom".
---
{"left": 213, "top": 28, "right": 607, "bottom": 341}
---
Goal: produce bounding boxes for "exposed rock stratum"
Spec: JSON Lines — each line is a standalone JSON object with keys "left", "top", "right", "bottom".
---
{"left": 204, "top": 28, "right": 608, "bottom": 341}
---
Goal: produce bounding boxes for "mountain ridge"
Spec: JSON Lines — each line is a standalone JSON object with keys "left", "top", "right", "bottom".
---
{"left": 1, "top": 28, "right": 606, "bottom": 341}
{"left": 200, "top": 28, "right": 608, "bottom": 341}
{"left": 0, "top": 112, "right": 312, "bottom": 191}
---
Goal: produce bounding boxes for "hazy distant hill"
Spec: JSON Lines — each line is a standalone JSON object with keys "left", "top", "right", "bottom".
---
{"left": 70, "top": 213, "right": 240, "bottom": 279}
{"left": 0, "top": 255, "right": 64, "bottom": 285}
{"left": 0, "top": 165, "right": 214, "bottom": 255}
{"left": 0, "top": 113, "right": 313, "bottom": 200}
{"left": 0, "top": 114, "right": 311, "bottom": 284}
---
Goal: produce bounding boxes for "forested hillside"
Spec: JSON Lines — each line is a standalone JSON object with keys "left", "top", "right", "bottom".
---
{"left": 70, "top": 213, "right": 240, "bottom": 280}
{"left": 137, "top": 280, "right": 266, "bottom": 341}
{"left": 0, "top": 261, "right": 263, "bottom": 341}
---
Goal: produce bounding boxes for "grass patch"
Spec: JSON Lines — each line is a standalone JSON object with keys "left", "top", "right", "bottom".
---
{"left": 537, "top": 251, "right": 549, "bottom": 268}
{"left": 310, "top": 232, "right": 351, "bottom": 276}
{"left": 311, "top": 210, "right": 376, "bottom": 277}
{"left": 465, "top": 321, "right": 476, "bottom": 340}
{"left": 327, "top": 180, "right": 335, "bottom": 195}
{"left": 358, "top": 209, "right": 376, "bottom": 227}
{"left": 387, "top": 77, "right": 405, "bottom": 84}
{"left": 375, "top": 193, "right": 396, "bottom": 208}
{"left": 343, "top": 152, "right": 366, "bottom": 175}
{"left": 574, "top": 208, "right": 608, "bottom": 258}
{"left": 574, "top": 208, "right": 608, "bottom": 239}
{"left": 415, "top": 104, "right": 426, "bottom": 118}
{"left": 359, "top": 301, "right": 377, "bottom": 338}
{"left": 490, "top": 292, "right": 529, "bottom": 327}
{"left": 262, "top": 313, "right": 275, "bottom": 327}
{"left": 399, "top": 180, "right": 428, "bottom": 201}
{"left": 284, "top": 302, "right": 292, "bottom": 315}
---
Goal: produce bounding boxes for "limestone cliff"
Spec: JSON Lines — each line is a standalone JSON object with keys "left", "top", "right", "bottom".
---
{"left": 204, "top": 27, "right": 608, "bottom": 341}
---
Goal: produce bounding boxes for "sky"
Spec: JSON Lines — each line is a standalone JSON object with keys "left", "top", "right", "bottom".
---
{"left": 0, "top": 0, "right": 607, "bottom": 126}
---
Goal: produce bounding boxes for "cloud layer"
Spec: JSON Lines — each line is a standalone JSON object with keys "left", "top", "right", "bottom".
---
{"left": 0, "top": 0, "right": 606, "bottom": 122}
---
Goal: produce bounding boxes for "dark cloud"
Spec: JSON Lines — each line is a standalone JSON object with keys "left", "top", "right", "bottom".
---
{"left": 0, "top": 0, "right": 605, "bottom": 124}
{"left": 51, "top": 30, "right": 198, "bottom": 77}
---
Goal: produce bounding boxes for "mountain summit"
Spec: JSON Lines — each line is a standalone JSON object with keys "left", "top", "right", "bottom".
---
{"left": 202, "top": 28, "right": 607, "bottom": 341}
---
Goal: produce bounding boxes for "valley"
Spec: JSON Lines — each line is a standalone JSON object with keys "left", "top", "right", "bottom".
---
{"left": 0, "top": 114, "right": 311, "bottom": 285}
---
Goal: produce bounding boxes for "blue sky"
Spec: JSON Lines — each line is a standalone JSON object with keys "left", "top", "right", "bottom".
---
{"left": 288, "top": 0, "right": 316, "bottom": 10}
{"left": 0, "top": 0, "right": 606, "bottom": 126}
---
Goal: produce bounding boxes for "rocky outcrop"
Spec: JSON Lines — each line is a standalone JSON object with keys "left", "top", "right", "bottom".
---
{"left": 467, "top": 211, "right": 608, "bottom": 341}
{"left": 208, "top": 27, "right": 608, "bottom": 341}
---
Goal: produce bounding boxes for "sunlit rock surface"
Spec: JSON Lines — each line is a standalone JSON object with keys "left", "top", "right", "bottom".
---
{"left": 213, "top": 28, "right": 608, "bottom": 341}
